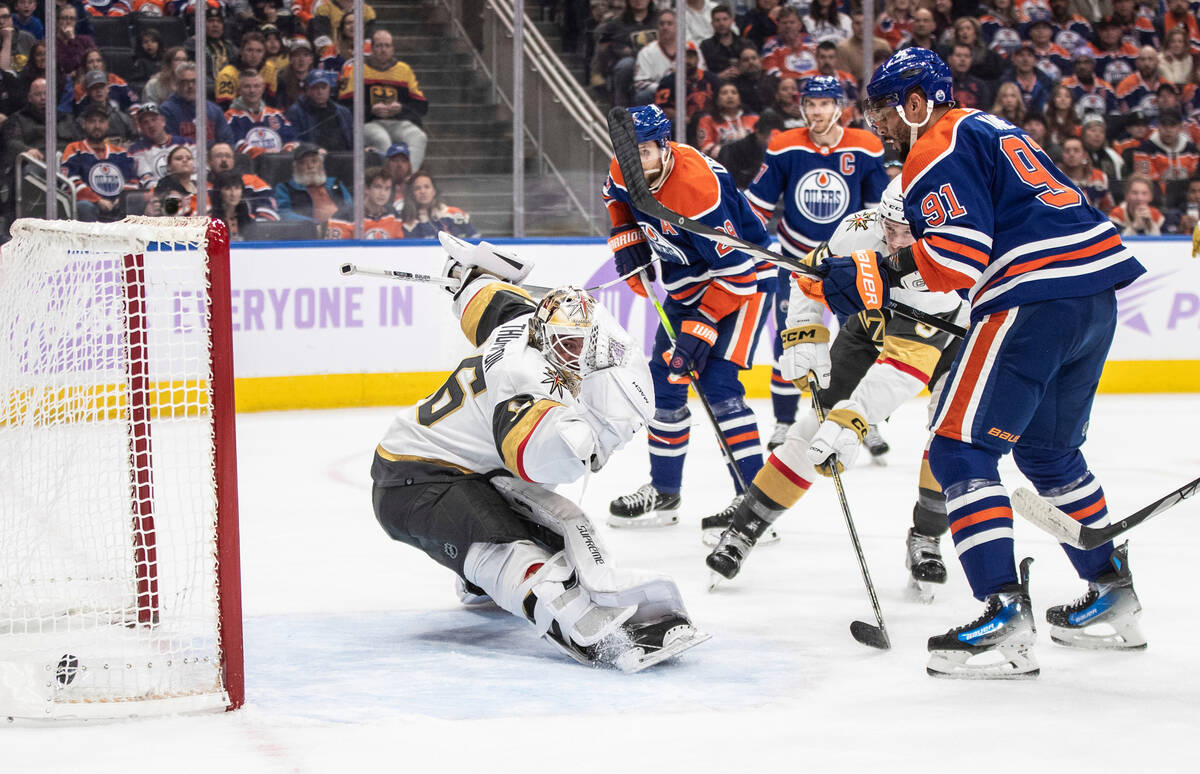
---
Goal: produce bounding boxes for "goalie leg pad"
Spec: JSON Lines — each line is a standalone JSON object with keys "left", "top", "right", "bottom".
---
{"left": 463, "top": 542, "right": 636, "bottom": 647}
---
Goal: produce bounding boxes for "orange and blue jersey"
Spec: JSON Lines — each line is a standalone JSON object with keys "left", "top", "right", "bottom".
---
{"left": 900, "top": 108, "right": 1144, "bottom": 323}
{"left": 1092, "top": 42, "right": 1139, "bottom": 93}
{"left": 744, "top": 126, "right": 887, "bottom": 257}
{"left": 1061, "top": 75, "right": 1118, "bottom": 117}
{"left": 603, "top": 142, "right": 770, "bottom": 317}
{"left": 225, "top": 104, "right": 299, "bottom": 157}
{"left": 61, "top": 141, "right": 139, "bottom": 202}
{"left": 1116, "top": 72, "right": 1162, "bottom": 115}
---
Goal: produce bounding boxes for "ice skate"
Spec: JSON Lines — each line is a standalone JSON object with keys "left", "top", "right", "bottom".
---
{"left": 904, "top": 527, "right": 947, "bottom": 603}
{"left": 608, "top": 483, "right": 680, "bottom": 528}
{"left": 454, "top": 576, "right": 494, "bottom": 608}
{"left": 767, "top": 422, "right": 791, "bottom": 451}
{"left": 701, "top": 495, "right": 780, "bottom": 547}
{"left": 927, "top": 558, "right": 1039, "bottom": 680}
{"left": 864, "top": 424, "right": 889, "bottom": 466}
{"left": 1046, "top": 543, "right": 1146, "bottom": 650}
{"left": 704, "top": 497, "right": 779, "bottom": 588}
{"left": 611, "top": 615, "right": 712, "bottom": 673}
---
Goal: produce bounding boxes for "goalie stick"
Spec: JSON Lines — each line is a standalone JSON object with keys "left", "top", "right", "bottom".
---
{"left": 809, "top": 375, "right": 891, "bottom": 650}
{"left": 1012, "top": 476, "right": 1200, "bottom": 550}
{"left": 604, "top": 107, "right": 967, "bottom": 341}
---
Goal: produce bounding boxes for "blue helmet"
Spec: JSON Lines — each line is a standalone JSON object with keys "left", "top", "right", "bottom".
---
{"left": 800, "top": 75, "right": 844, "bottom": 104}
{"left": 628, "top": 105, "right": 673, "bottom": 144}
{"left": 864, "top": 48, "right": 954, "bottom": 114}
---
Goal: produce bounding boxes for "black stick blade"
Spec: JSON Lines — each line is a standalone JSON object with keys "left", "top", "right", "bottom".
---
{"left": 851, "top": 620, "right": 891, "bottom": 650}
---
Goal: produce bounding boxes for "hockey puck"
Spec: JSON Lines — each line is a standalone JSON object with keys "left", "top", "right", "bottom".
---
{"left": 55, "top": 654, "right": 80, "bottom": 686}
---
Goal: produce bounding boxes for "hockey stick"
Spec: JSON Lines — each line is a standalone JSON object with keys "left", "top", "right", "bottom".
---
{"left": 808, "top": 376, "right": 890, "bottom": 650}
{"left": 641, "top": 271, "right": 748, "bottom": 493}
{"left": 1012, "top": 476, "right": 1200, "bottom": 550}
{"left": 604, "top": 107, "right": 967, "bottom": 341}
{"left": 341, "top": 260, "right": 658, "bottom": 298}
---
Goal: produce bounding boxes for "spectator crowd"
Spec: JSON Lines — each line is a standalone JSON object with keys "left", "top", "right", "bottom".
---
{"left": 5, "top": 0, "right": 1200, "bottom": 240}
{"left": 571, "top": 0, "right": 1200, "bottom": 236}
{"left": 0, "top": 0, "right": 481, "bottom": 241}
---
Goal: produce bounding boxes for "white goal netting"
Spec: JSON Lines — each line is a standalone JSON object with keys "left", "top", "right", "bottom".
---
{"left": 0, "top": 217, "right": 241, "bottom": 720}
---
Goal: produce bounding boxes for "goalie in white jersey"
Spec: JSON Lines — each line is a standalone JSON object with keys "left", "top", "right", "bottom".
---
{"left": 705, "top": 177, "right": 968, "bottom": 597}
{"left": 370, "top": 234, "right": 709, "bottom": 672}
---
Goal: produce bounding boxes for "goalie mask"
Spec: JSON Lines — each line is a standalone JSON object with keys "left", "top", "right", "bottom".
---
{"left": 529, "top": 287, "right": 630, "bottom": 391}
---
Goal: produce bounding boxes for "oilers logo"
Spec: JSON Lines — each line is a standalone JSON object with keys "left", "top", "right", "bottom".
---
{"left": 1100, "top": 58, "right": 1133, "bottom": 86}
{"left": 88, "top": 162, "right": 126, "bottom": 198}
{"left": 794, "top": 169, "right": 849, "bottom": 225}
{"left": 365, "top": 227, "right": 391, "bottom": 239}
{"left": 245, "top": 126, "right": 284, "bottom": 152}
{"left": 641, "top": 223, "right": 690, "bottom": 264}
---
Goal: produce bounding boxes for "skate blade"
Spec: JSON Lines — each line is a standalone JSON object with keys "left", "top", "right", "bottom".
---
{"left": 701, "top": 525, "right": 781, "bottom": 548}
{"left": 707, "top": 571, "right": 727, "bottom": 592}
{"left": 606, "top": 510, "right": 680, "bottom": 529}
{"left": 615, "top": 629, "right": 713, "bottom": 673}
{"left": 904, "top": 576, "right": 937, "bottom": 605}
{"left": 869, "top": 453, "right": 888, "bottom": 467}
{"left": 1049, "top": 623, "right": 1148, "bottom": 651}
{"left": 926, "top": 645, "right": 1039, "bottom": 680}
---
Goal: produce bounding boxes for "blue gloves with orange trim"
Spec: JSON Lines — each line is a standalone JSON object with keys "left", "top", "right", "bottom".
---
{"left": 796, "top": 249, "right": 891, "bottom": 319}
{"left": 610, "top": 226, "right": 655, "bottom": 297}
{"left": 667, "top": 315, "right": 718, "bottom": 383}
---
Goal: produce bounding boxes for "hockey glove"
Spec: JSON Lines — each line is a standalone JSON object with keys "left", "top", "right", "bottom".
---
{"left": 806, "top": 400, "right": 869, "bottom": 477}
{"left": 778, "top": 313, "right": 832, "bottom": 389}
{"left": 797, "top": 250, "right": 890, "bottom": 319}
{"left": 609, "top": 226, "right": 655, "bottom": 297}
{"left": 667, "top": 316, "right": 718, "bottom": 383}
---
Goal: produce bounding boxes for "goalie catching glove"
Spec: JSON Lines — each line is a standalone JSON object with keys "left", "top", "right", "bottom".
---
{"left": 807, "top": 400, "right": 869, "bottom": 476}
{"left": 609, "top": 226, "right": 655, "bottom": 297}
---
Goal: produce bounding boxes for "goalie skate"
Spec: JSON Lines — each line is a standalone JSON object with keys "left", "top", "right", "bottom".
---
{"left": 864, "top": 424, "right": 889, "bottom": 466}
{"left": 904, "top": 528, "right": 947, "bottom": 604}
{"left": 608, "top": 483, "right": 680, "bottom": 528}
{"left": 612, "top": 616, "right": 712, "bottom": 673}
{"left": 1045, "top": 543, "right": 1146, "bottom": 651}
{"left": 927, "top": 559, "right": 1039, "bottom": 680}
{"left": 700, "top": 495, "right": 780, "bottom": 547}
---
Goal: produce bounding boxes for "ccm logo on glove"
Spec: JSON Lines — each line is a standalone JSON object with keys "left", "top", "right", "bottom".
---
{"left": 780, "top": 324, "right": 830, "bottom": 348}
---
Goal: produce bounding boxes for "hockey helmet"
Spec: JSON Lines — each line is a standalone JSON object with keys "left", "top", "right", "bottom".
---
{"left": 629, "top": 105, "right": 673, "bottom": 145}
{"left": 864, "top": 48, "right": 954, "bottom": 123}
{"left": 878, "top": 175, "right": 907, "bottom": 225}
{"left": 529, "top": 286, "right": 600, "bottom": 384}
{"left": 800, "top": 75, "right": 845, "bottom": 105}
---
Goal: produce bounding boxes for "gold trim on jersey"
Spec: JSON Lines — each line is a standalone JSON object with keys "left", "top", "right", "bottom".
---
{"left": 498, "top": 398, "right": 561, "bottom": 480}
{"left": 879, "top": 335, "right": 942, "bottom": 382}
{"left": 374, "top": 445, "right": 474, "bottom": 475}
{"left": 460, "top": 282, "right": 533, "bottom": 346}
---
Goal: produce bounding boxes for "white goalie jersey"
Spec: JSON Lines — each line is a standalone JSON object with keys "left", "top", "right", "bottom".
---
{"left": 377, "top": 277, "right": 654, "bottom": 485}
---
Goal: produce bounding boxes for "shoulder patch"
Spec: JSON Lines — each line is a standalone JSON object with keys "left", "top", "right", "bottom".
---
{"left": 492, "top": 396, "right": 562, "bottom": 481}
{"left": 460, "top": 283, "right": 535, "bottom": 346}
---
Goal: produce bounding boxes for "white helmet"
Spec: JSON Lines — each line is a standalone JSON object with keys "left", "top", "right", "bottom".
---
{"left": 878, "top": 175, "right": 907, "bottom": 225}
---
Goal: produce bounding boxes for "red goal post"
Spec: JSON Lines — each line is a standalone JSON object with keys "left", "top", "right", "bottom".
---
{"left": 0, "top": 217, "right": 243, "bottom": 720}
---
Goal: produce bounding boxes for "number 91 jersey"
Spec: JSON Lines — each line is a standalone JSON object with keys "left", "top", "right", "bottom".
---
{"left": 900, "top": 109, "right": 1144, "bottom": 322}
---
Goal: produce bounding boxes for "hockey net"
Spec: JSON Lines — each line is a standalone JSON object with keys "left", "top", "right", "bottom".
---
{"left": 0, "top": 217, "right": 243, "bottom": 720}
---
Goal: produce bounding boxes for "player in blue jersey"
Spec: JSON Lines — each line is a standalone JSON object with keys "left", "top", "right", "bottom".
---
{"left": 603, "top": 105, "right": 773, "bottom": 533}
{"left": 745, "top": 76, "right": 889, "bottom": 453}
{"left": 801, "top": 48, "right": 1147, "bottom": 679}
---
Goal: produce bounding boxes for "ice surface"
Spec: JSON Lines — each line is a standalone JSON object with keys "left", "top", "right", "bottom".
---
{"left": 6, "top": 394, "right": 1199, "bottom": 772}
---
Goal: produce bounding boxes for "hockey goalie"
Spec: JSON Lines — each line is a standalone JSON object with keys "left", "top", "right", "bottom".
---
{"left": 368, "top": 233, "right": 710, "bottom": 672}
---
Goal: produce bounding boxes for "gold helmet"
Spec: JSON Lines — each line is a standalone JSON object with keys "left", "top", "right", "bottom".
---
{"left": 529, "top": 286, "right": 598, "bottom": 379}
